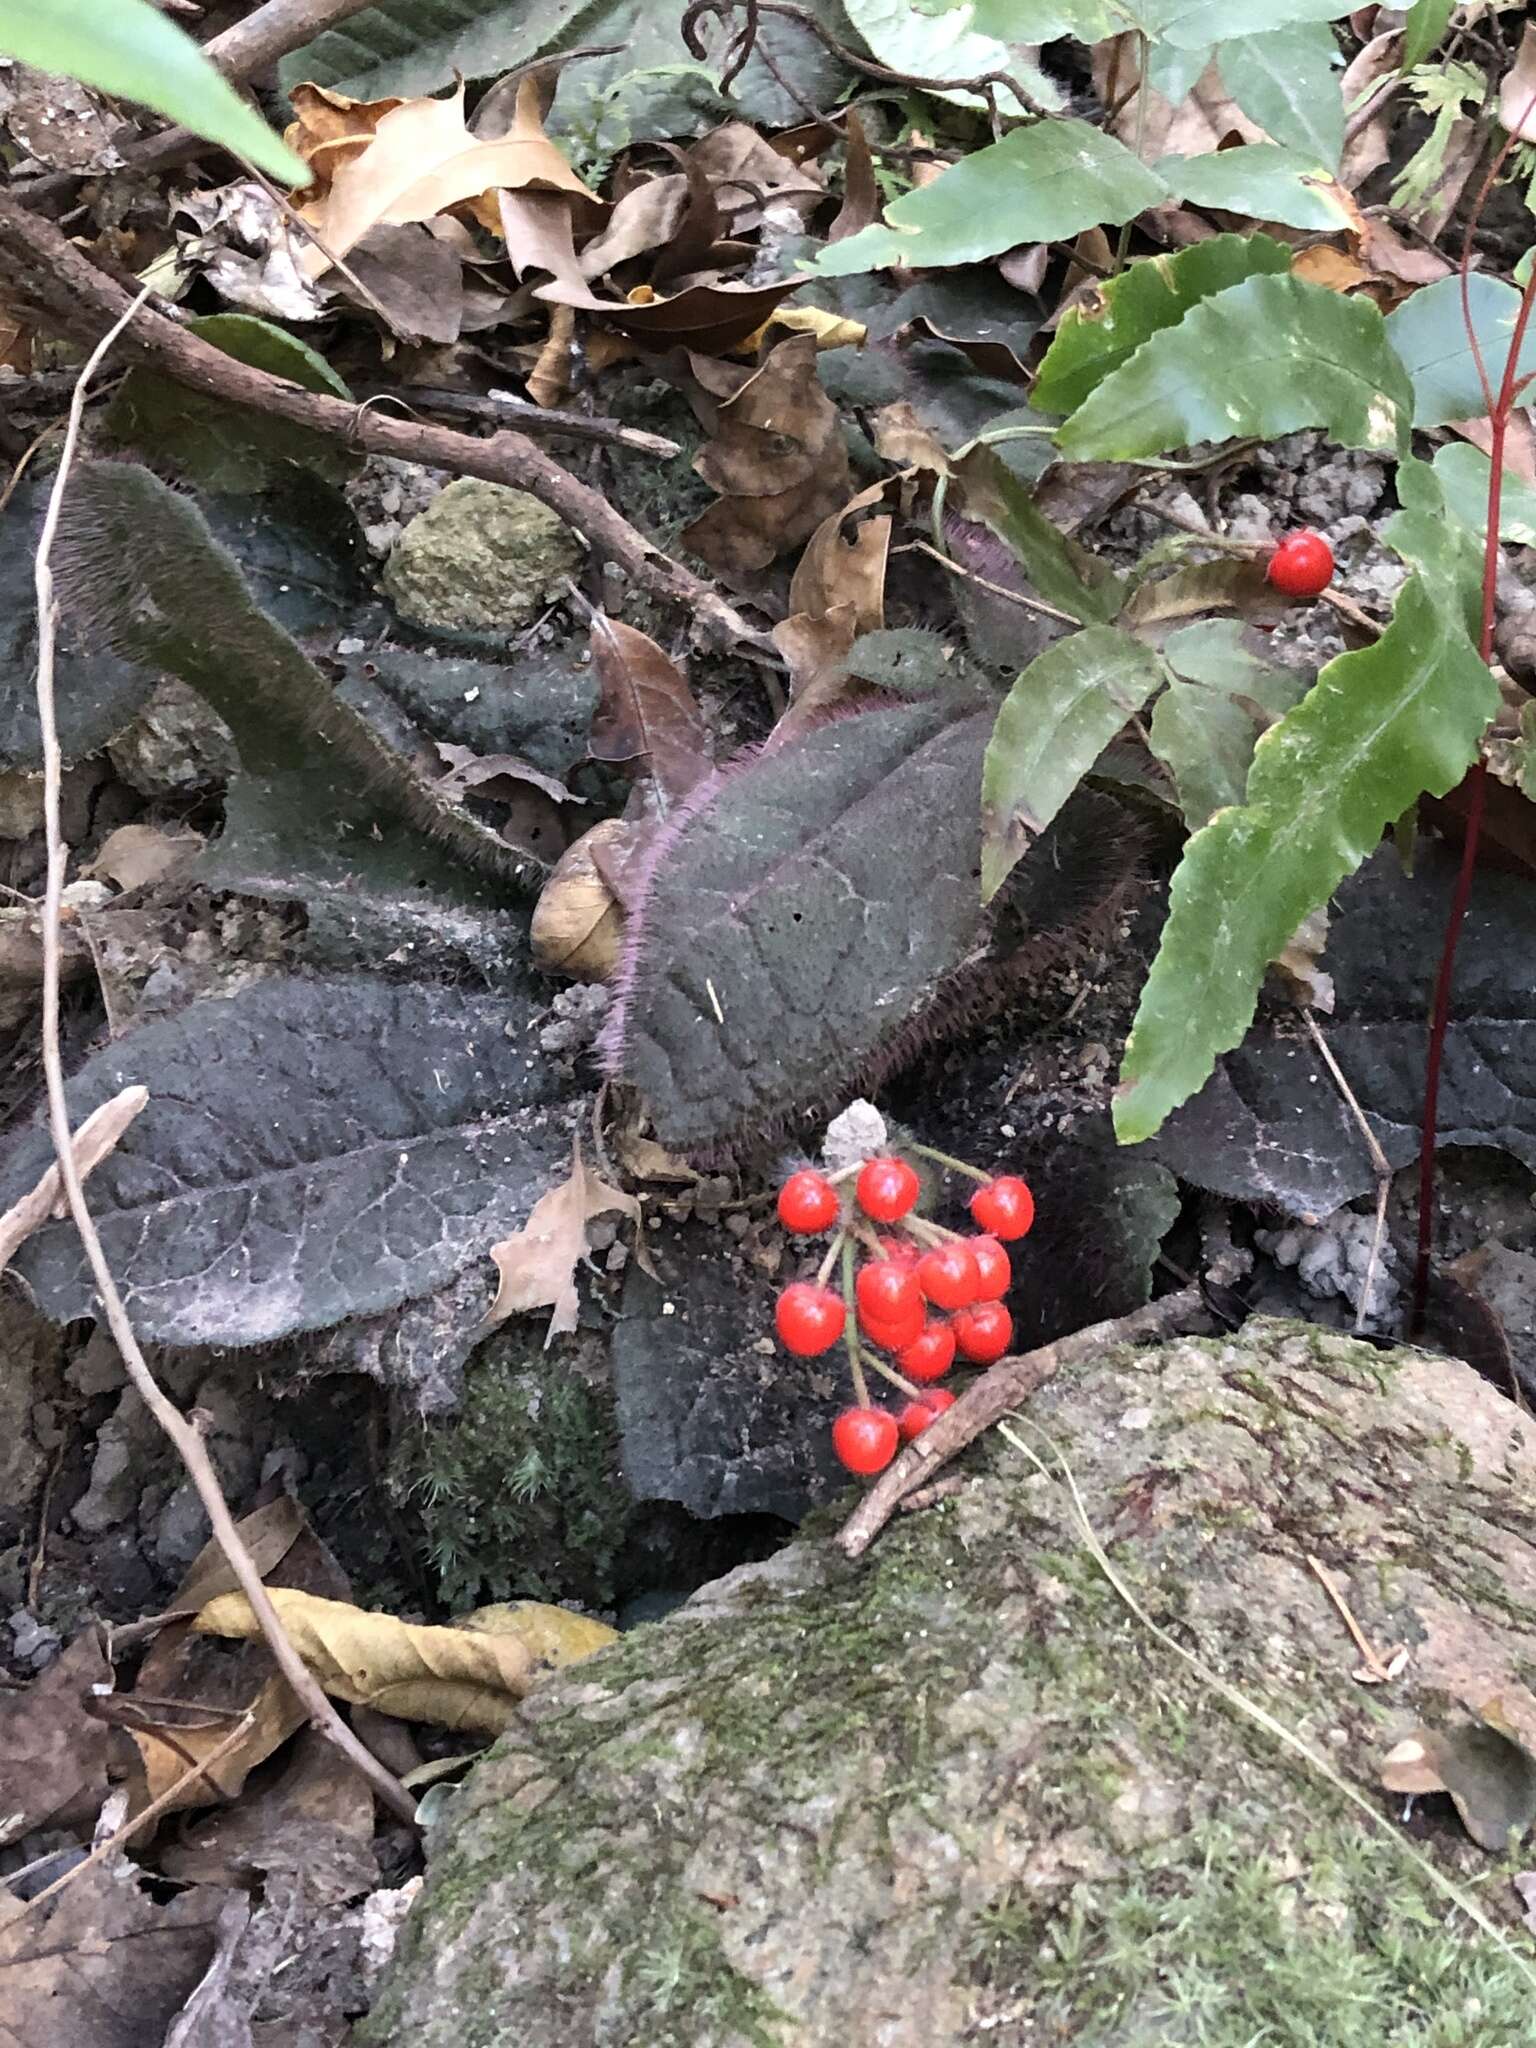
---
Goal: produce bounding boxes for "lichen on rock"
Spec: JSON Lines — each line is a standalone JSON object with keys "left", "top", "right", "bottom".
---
{"left": 365, "top": 1320, "right": 1536, "bottom": 2047}
{"left": 382, "top": 480, "right": 583, "bottom": 635}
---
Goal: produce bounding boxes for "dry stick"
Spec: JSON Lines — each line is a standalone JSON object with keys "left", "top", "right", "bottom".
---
{"left": 836, "top": 1285, "right": 1208, "bottom": 1559}
{"left": 0, "top": 1084, "right": 147, "bottom": 1271}
{"left": 362, "top": 385, "right": 682, "bottom": 460}
{"left": 31, "top": 291, "right": 419, "bottom": 1831}
{"left": 896, "top": 539, "right": 1079, "bottom": 626}
{"left": 0, "top": 195, "right": 767, "bottom": 661}
{"left": 1299, "top": 1010, "right": 1395, "bottom": 1337}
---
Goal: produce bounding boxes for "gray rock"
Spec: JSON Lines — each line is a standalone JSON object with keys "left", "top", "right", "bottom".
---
{"left": 108, "top": 678, "right": 240, "bottom": 797}
{"left": 367, "top": 1320, "right": 1536, "bottom": 2047}
{"left": 0, "top": 1295, "right": 61, "bottom": 1540}
{"left": 382, "top": 481, "right": 582, "bottom": 635}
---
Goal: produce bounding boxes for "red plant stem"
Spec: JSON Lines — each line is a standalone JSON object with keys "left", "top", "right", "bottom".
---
{"left": 1412, "top": 208, "right": 1536, "bottom": 1327}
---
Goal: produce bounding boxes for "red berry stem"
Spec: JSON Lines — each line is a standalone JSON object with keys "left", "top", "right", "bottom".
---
{"left": 814, "top": 1228, "right": 848, "bottom": 1289}
{"left": 907, "top": 1141, "right": 990, "bottom": 1185}
{"left": 859, "top": 1349, "right": 925, "bottom": 1400}
{"left": 839, "top": 1236, "right": 871, "bottom": 1409}
{"left": 900, "top": 1214, "right": 963, "bottom": 1245}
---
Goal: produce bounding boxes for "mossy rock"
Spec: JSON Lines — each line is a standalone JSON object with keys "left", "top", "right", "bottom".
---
{"left": 365, "top": 1320, "right": 1536, "bottom": 2047}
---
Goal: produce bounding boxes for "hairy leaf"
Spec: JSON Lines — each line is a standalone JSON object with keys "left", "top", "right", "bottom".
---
{"left": 1157, "top": 144, "right": 1354, "bottom": 232}
{"left": 0, "top": 978, "right": 568, "bottom": 1346}
{"left": 1114, "top": 460, "right": 1496, "bottom": 1143}
{"left": 845, "top": 627, "right": 970, "bottom": 697}
{"left": 953, "top": 444, "right": 1123, "bottom": 625}
{"left": 982, "top": 627, "right": 1164, "bottom": 900}
{"left": 601, "top": 701, "right": 993, "bottom": 1150}
{"left": 1215, "top": 24, "right": 1343, "bottom": 167}
{"left": 811, "top": 121, "right": 1170, "bottom": 275}
{"left": 1385, "top": 274, "right": 1536, "bottom": 426}
{"left": 1032, "top": 233, "right": 1292, "bottom": 417}
{"left": 1057, "top": 272, "right": 1413, "bottom": 462}
{"left": 0, "top": 0, "right": 306, "bottom": 181}
{"left": 1148, "top": 619, "right": 1308, "bottom": 827}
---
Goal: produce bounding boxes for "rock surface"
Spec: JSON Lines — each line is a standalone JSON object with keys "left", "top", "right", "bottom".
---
{"left": 383, "top": 480, "right": 582, "bottom": 634}
{"left": 366, "top": 1319, "right": 1536, "bottom": 2047}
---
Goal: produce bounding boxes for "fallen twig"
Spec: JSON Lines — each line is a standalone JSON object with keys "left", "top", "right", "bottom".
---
{"left": 0, "top": 198, "right": 768, "bottom": 657}
{"left": 362, "top": 385, "right": 682, "bottom": 460}
{"left": 836, "top": 1285, "right": 1210, "bottom": 1559}
{"left": 0, "top": 1084, "right": 147, "bottom": 1272}
{"left": 31, "top": 285, "right": 419, "bottom": 1830}
{"left": 1300, "top": 1009, "right": 1394, "bottom": 1335}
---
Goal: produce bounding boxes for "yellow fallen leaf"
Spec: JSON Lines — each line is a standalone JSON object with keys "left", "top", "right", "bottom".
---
{"left": 486, "top": 1135, "right": 639, "bottom": 1343}
{"left": 746, "top": 305, "right": 867, "bottom": 353}
{"left": 296, "top": 77, "right": 593, "bottom": 278}
{"left": 194, "top": 1588, "right": 617, "bottom": 1736}
{"left": 458, "top": 1602, "right": 618, "bottom": 1665}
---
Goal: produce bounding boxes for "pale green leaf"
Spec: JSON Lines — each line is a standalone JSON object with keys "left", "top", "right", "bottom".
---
{"left": 1144, "top": 0, "right": 1352, "bottom": 50}
{"left": 982, "top": 627, "right": 1165, "bottom": 901}
{"left": 1033, "top": 234, "right": 1292, "bottom": 418}
{"left": 1400, "top": 0, "right": 1453, "bottom": 71}
{"left": 1114, "top": 461, "right": 1495, "bottom": 1143}
{"left": 1056, "top": 272, "right": 1414, "bottom": 462}
{"left": 0, "top": 0, "right": 308, "bottom": 183}
{"left": 1430, "top": 442, "right": 1536, "bottom": 548}
{"left": 1160, "top": 144, "right": 1354, "bottom": 231}
{"left": 1147, "top": 39, "right": 1213, "bottom": 104}
{"left": 810, "top": 121, "right": 1170, "bottom": 276}
{"left": 1215, "top": 24, "right": 1343, "bottom": 169}
{"left": 1149, "top": 620, "right": 1308, "bottom": 827}
{"left": 1385, "top": 274, "right": 1536, "bottom": 427}
{"left": 842, "top": 0, "right": 1061, "bottom": 114}
{"left": 969, "top": 0, "right": 1119, "bottom": 38}
{"left": 954, "top": 444, "right": 1124, "bottom": 628}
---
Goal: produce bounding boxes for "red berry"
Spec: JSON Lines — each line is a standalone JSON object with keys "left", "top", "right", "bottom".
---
{"left": 898, "top": 1321, "right": 956, "bottom": 1382}
{"left": 1266, "top": 529, "right": 1334, "bottom": 599}
{"left": 858, "top": 1302, "right": 926, "bottom": 1351}
{"left": 953, "top": 1301, "right": 1013, "bottom": 1363}
{"left": 774, "top": 1282, "right": 845, "bottom": 1356}
{"left": 898, "top": 1389, "right": 957, "bottom": 1441}
{"left": 777, "top": 1168, "right": 839, "bottom": 1234}
{"left": 856, "top": 1155, "right": 920, "bottom": 1223}
{"left": 968, "top": 1235, "right": 1011, "bottom": 1300}
{"left": 969, "top": 1176, "right": 1035, "bottom": 1241}
{"left": 832, "top": 1406, "right": 899, "bottom": 1475}
{"left": 915, "top": 1240, "right": 980, "bottom": 1310}
{"left": 855, "top": 1259, "right": 922, "bottom": 1326}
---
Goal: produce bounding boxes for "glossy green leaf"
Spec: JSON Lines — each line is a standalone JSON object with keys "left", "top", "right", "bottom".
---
{"left": 1160, "top": 145, "right": 1353, "bottom": 231}
{"left": 954, "top": 444, "right": 1124, "bottom": 628}
{"left": 1430, "top": 442, "right": 1536, "bottom": 548}
{"left": 969, "top": 0, "right": 1119, "bottom": 38}
{"left": 1148, "top": 620, "right": 1308, "bottom": 828}
{"left": 810, "top": 121, "right": 1170, "bottom": 276}
{"left": 843, "top": 0, "right": 1061, "bottom": 114}
{"left": 0, "top": 0, "right": 308, "bottom": 183}
{"left": 1145, "top": 0, "right": 1352, "bottom": 49}
{"left": 1399, "top": 0, "right": 1453, "bottom": 71}
{"left": 1114, "top": 460, "right": 1495, "bottom": 1143}
{"left": 1033, "top": 234, "right": 1292, "bottom": 418}
{"left": 1385, "top": 274, "right": 1536, "bottom": 427}
{"left": 1215, "top": 24, "right": 1343, "bottom": 168}
{"left": 1057, "top": 272, "right": 1414, "bottom": 462}
{"left": 982, "top": 627, "right": 1165, "bottom": 901}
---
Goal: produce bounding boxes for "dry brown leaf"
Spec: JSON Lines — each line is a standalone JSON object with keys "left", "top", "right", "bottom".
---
{"left": 84, "top": 822, "right": 203, "bottom": 892}
{"left": 687, "top": 121, "right": 824, "bottom": 235}
{"left": 285, "top": 81, "right": 403, "bottom": 197}
{"left": 1500, "top": 26, "right": 1536, "bottom": 142}
{"left": 1272, "top": 907, "right": 1334, "bottom": 1012}
{"left": 1357, "top": 217, "right": 1451, "bottom": 289}
{"left": 1448, "top": 409, "right": 1536, "bottom": 485}
{"left": 786, "top": 478, "right": 892, "bottom": 634}
{"left": 158, "top": 1727, "right": 377, "bottom": 1896}
{"left": 829, "top": 109, "right": 879, "bottom": 243}
{"left": 193, "top": 1588, "right": 617, "bottom": 1736}
{"left": 538, "top": 272, "right": 800, "bottom": 356}
{"left": 435, "top": 744, "right": 576, "bottom": 809}
{"left": 1094, "top": 37, "right": 1264, "bottom": 158}
{"left": 529, "top": 819, "right": 635, "bottom": 980}
{"left": 1338, "top": 31, "right": 1401, "bottom": 191}
{"left": 485, "top": 1136, "right": 640, "bottom": 1340}
{"left": 870, "top": 399, "right": 951, "bottom": 474}
{"left": 0, "top": 1628, "right": 112, "bottom": 1844}
{"left": 588, "top": 615, "right": 712, "bottom": 808}
{"left": 296, "top": 78, "right": 592, "bottom": 277}
{"left": 496, "top": 186, "right": 590, "bottom": 295}
{"left": 1292, "top": 245, "right": 1371, "bottom": 295}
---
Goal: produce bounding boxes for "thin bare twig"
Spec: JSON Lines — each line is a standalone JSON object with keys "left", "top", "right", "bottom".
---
{"left": 837, "top": 1285, "right": 1210, "bottom": 1558}
{"left": 1306, "top": 1555, "right": 1408, "bottom": 1684}
{"left": 1300, "top": 1010, "right": 1394, "bottom": 1336}
{"left": 32, "top": 287, "right": 418, "bottom": 1830}
{"left": 364, "top": 385, "right": 682, "bottom": 459}
{"left": 896, "top": 539, "right": 1079, "bottom": 626}
{"left": 0, "top": 1084, "right": 147, "bottom": 1271}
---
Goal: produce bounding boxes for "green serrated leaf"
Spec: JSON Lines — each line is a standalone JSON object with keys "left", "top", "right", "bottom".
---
{"left": 842, "top": 0, "right": 1061, "bottom": 113}
{"left": 106, "top": 314, "right": 356, "bottom": 494}
{"left": 1160, "top": 144, "right": 1353, "bottom": 231}
{"left": 1033, "top": 234, "right": 1292, "bottom": 418}
{"left": 1431, "top": 442, "right": 1536, "bottom": 547}
{"left": 1149, "top": 619, "right": 1308, "bottom": 827}
{"left": 1114, "top": 461, "right": 1496, "bottom": 1144}
{"left": 1057, "top": 271, "right": 1413, "bottom": 462}
{"left": 982, "top": 627, "right": 1164, "bottom": 900}
{"left": 810, "top": 121, "right": 1170, "bottom": 276}
{"left": 1399, "top": 0, "right": 1453, "bottom": 71}
{"left": 1385, "top": 274, "right": 1536, "bottom": 427}
{"left": 954, "top": 444, "right": 1124, "bottom": 626}
{"left": 1215, "top": 24, "right": 1343, "bottom": 169}
{"left": 0, "top": 0, "right": 308, "bottom": 181}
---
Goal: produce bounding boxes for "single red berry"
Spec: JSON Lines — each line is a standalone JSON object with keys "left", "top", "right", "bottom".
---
{"left": 856, "top": 1155, "right": 920, "bottom": 1223}
{"left": 832, "top": 1406, "right": 899, "bottom": 1475}
{"left": 774, "top": 1282, "right": 845, "bottom": 1357}
{"left": 858, "top": 1302, "right": 926, "bottom": 1352}
{"left": 1266, "top": 529, "right": 1333, "bottom": 599}
{"left": 915, "top": 1240, "right": 980, "bottom": 1310}
{"left": 856, "top": 1259, "right": 922, "bottom": 1326}
{"left": 969, "top": 1176, "right": 1035, "bottom": 1241}
{"left": 898, "top": 1321, "right": 956, "bottom": 1382}
{"left": 968, "top": 1235, "right": 1012, "bottom": 1301}
{"left": 777, "top": 1168, "right": 839, "bottom": 1234}
{"left": 898, "top": 1389, "right": 957, "bottom": 1441}
{"left": 953, "top": 1301, "right": 1013, "bottom": 1363}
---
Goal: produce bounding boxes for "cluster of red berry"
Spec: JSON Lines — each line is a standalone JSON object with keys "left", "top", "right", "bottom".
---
{"left": 772, "top": 1149, "right": 1035, "bottom": 1480}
